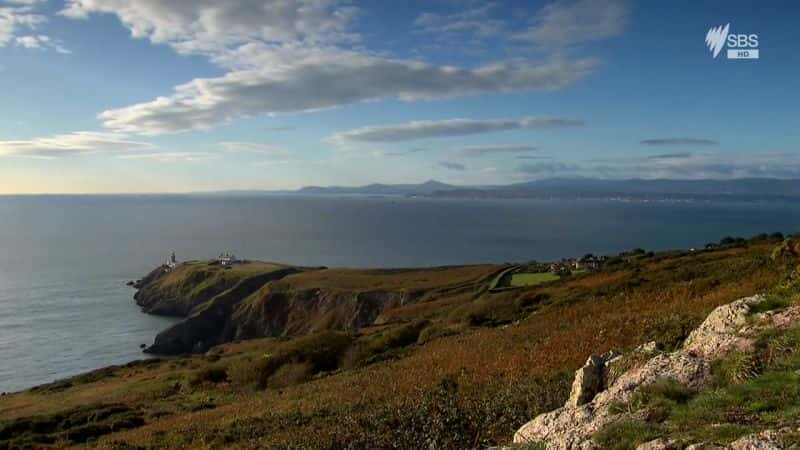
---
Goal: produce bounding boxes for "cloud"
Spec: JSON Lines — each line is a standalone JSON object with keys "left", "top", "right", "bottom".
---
{"left": 454, "top": 144, "right": 538, "bottom": 157}
{"left": 60, "top": 0, "right": 358, "bottom": 51}
{"left": 117, "top": 152, "right": 212, "bottom": 163}
{"left": 640, "top": 138, "right": 718, "bottom": 146}
{"left": 518, "top": 161, "right": 580, "bottom": 176}
{"left": 221, "top": 141, "right": 286, "bottom": 154}
{"left": 438, "top": 161, "right": 466, "bottom": 171}
{"left": 517, "top": 155, "right": 553, "bottom": 160}
{"left": 647, "top": 152, "right": 692, "bottom": 160}
{"left": 0, "top": 4, "right": 45, "bottom": 46}
{"left": 414, "top": 3, "right": 503, "bottom": 39}
{"left": 328, "top": 116, "right": 584, "bottom": 145}
{"left": 516, "top": 152, "right": 800, "bottom": 180}
{"left": 99, "top": 54, "right": 597, "bottom": 135}
{"left": 514, "top": 0, "right": 629, "bottom": 46}
{"left": 0, "top": 131, "right": 152, "bottom": 158}
{"left": 14, "top": 34, "right": 70, "bottom": 53}
{"left": 59, "top": 1, "right": 616, "bottom": 136}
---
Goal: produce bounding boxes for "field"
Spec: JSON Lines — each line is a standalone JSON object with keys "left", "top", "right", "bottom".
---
{"left": 509, "top": 271, "right": 560, "bottom": 286}
{"left": 0, "top": 237, "right": 795, "bottom": 449}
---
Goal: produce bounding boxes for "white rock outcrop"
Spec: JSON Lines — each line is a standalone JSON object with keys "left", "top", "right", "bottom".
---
{"left": 513, "top": 295, "right": 770, "bottom": 449}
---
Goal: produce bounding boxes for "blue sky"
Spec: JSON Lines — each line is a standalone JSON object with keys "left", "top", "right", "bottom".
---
{"left": 0, "top": 0, "right": 798, "bottom": 193}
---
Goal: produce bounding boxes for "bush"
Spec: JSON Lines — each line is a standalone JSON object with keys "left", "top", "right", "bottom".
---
{"left": 748, "top": 295, "right": 792, "bottom": 314}
{"left": 187, "top": 365, "right": 228, "bottom": 387}
{"left": 343, "top": 321, "right": 428, "bottom": 368}
{"left": 286, "top": 372, "right": 572, "bottom": 449}
{"left": 267, "top": 362, "right": 313, "bottom": 389}
{"left": 417, "top": 323, "right": 457, "bottom": 345}
{"left": 642, "top": 314, "right": 701, "bottom": 352}
{"left": 593, "top": 420, "right": 662, "bottom": 450}
{"left": 229, "top": 331, "right": 353, "bottom": 389}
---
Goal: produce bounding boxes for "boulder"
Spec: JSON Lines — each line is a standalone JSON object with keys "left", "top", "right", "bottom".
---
{"left": 567, "top": 351, "right": 620, "bottom": 407}
{"left": 683, "top": 295, "right": 764, "bottom": 359}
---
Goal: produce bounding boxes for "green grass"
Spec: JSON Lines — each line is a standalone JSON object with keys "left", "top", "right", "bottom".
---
{"left": 509, "top": 272, "right": 560, "bottom": 287}
{"left": 596, "top": 324, "right": 800, "bottom": 446}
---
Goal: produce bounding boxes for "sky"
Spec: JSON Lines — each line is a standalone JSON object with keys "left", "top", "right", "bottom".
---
{"left": 0, "top": 0, "right": 798, "bottom": 194}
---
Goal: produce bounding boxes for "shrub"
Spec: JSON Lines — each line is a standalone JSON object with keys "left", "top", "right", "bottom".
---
{"left": 343, "top": 321, "right": 428, "bottom": 368}
{"left": 593, "top": 420, "right": 662, "bottom": 450}
{"left": 267, "top": 362, "right": 313, "bottom": 389}
{"left": 748, "top": 295, "right": 792, "bottom": 314}
{"left": 641, "top": 314, "right": 701, "bottom": 352}
{"left": 229, "top": 331, "right": 353, "bottom": 389}
{"left": 417, "top": 323, "right": 457, "bottom": 345}
{"left": 187, "top": 365, "right": 228, "bottom": 387}
{"left": 286, "top": 372, "right": 572, "bottom": 449}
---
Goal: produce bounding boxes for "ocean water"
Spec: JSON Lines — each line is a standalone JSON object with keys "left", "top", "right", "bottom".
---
{"left": 1, "top": 195, "right": 799, "bottom": 392}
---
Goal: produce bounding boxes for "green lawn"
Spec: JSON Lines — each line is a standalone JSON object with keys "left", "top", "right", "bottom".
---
{"left": 509, "top": 272, "right": 560, "bottom": 287}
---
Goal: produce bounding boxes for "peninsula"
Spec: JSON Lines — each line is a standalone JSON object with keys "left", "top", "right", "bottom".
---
{"left": 1, "top": 235, "right": 799, "bottom": 449}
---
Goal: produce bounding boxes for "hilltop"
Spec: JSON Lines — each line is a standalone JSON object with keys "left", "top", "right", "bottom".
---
{"left": 1, "top": 236, "right": 799, "bottom": 449}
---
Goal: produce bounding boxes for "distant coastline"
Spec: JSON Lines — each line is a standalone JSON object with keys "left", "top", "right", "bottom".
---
{"left": 192, "top": 177, "right": 800, "bottom": 203}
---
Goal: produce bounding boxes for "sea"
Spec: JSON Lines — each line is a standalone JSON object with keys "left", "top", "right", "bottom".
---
{"left": 1, "top": 194, "right": 799, "bottom": 393}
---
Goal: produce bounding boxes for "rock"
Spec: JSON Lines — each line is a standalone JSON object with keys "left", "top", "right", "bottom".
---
{"left": 139, "top": 343, "right": 146, "bottom": 349}
{"left": 636, "top": 438, "right": 677, "bottom": 450}
{"left": 126, "top": 280, "right": 135, "bottom": 287}
{"left": 683, "top": 295, "right": 764, "bottom": 359}
{"left": 636, "top": 341, "right": 658, "bottom": 354}
{"left": 730, "top": 429, "right": 783, "bottom": 450}
{"left": 568, "top": 355, "right": 605, "bottom": 407}
{"left": 763, "top": 305, "right": 800, "bottom": 329}
{"left": 513, "top": 295, "right": 778, "bottom": 449}
{"left": 567, "top": 351, "right": 622, "bottom": 407}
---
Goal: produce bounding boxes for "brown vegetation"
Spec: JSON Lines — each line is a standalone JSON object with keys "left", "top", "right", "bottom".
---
{"left": 0, "top": 240, "right": 791, "bottom": 449}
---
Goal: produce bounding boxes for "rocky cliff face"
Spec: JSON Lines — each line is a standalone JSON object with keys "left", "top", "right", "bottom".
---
{"left": 133, "top": 262, "right": 494, "bottom": 355}
{"left": 146, "top": 286, "right": 412, "bottom": 354}
{"left": 513, "top": 295, "right": 800, "bottom": 449}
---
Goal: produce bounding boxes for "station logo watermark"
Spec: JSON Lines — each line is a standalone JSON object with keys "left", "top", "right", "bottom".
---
{"left": 705, "top": 23, "right": 759, "bottom": 60}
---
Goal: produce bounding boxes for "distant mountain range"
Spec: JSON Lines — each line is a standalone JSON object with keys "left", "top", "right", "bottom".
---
{"left": 296, "top": 180, "right": 458, "bottom": 196}
{"left": 199, "top": 178, "right": 800, "bottom": 201}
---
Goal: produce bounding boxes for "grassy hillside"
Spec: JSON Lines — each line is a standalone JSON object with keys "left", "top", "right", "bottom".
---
{"left": 0, "top": 239, "right": 794, "bottom": 449}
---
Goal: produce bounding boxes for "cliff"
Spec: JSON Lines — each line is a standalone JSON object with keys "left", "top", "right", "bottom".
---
{"left": 136, "top": 261, "right": 503, "bottom": 354}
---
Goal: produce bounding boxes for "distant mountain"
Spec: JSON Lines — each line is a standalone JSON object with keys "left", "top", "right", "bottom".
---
{"left": 296, "top": 180, "right": 459, "bottom": 196}
{"left": 195, "top": 178, "right": 800, "bottom": 201}
{"left": 429, "top": 178, "right": 800, "bottom": 201}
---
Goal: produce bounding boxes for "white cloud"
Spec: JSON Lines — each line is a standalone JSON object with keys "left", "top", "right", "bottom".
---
{"left": 221, "top": 141, "right": 286, "bottom": 154}
{"left": 517, "top": 152, "right": 800, "bottom": 180}
{"left": 99, "top": 53, "right": 595, "bottom": 135}
{"left": 14, "top": 34, "right": 70, "bottom": 53}
{"left": 60, "top": 0, "right": 358, "bottom": 53}
{"left": 327, "top": 117, "right": 584, "bottom": 145}
{"left": 454, "top": 144, "right": 539, "bottom": 157}
{"left": 640, "top": 138, "right": 718, "bottom": 146}
{"left": 0, "top": 131, "right": 152, "bottom": 158}
{"left": 117, "top": 152, "right": 212, "bottom": 163}
{"left": 414, "top": 3, "right": 503, "bottom": 39}
{"left": 514, "top": 0, "right": 629, "bottom": 46}
{"left": 0, "top": 5, "right": 45, "bottom": 46}
{"left": 56, "top": 1, "right": 602, "bottom": 136}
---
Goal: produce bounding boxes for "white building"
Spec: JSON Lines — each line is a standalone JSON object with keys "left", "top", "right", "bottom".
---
{"left": 218, "top": 252, "right": 239, "bottom": 266}
{"left": 165, "top": 251, "right": 178, "bottom": 270}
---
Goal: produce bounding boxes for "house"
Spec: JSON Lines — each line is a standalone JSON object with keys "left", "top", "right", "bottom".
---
{"left": 574, "top": 255, "right": 605, "bottom": 271}
{"left": 218, "top": 252, "right": 239, "bottom": 266}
